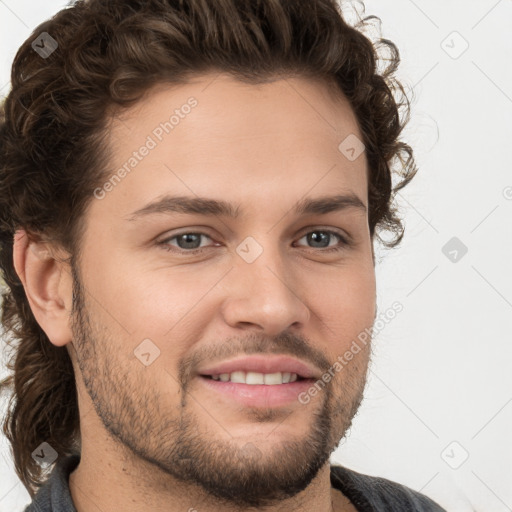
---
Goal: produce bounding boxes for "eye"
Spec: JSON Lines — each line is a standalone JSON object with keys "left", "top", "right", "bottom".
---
{"left": 294, "top": 229, "right": 349, "bottom": 253}
{"left": 158, "top": 228, "right": 350, "bottom": 255}
{"left": 160, "top": 232, "right": 215, "bottom": 252}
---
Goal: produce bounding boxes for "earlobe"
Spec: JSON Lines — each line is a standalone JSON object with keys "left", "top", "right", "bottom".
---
{"left": 12, "top": 229, "right": 73, "bottom": 347}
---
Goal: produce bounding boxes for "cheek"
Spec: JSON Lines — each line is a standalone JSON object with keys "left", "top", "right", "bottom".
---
{"left": 302, "top": 263, "right": 376, "bottom": 327}
{"left": 101, "top": 267, "right": 217, "bottom": 378}
{"left": 89, "top": 249, "right": 211, "bottom": 331}
{"left": 78, "top": 255, "right": 204, "bottom": 380}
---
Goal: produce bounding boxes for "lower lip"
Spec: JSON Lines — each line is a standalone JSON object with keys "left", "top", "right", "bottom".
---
{"left": 198, "top": 376, "right": 315, "bottom": 408}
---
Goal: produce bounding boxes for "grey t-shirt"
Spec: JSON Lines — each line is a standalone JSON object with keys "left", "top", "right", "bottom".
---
{"left": 23, "top": 454, "right": 446, "bottom": 511}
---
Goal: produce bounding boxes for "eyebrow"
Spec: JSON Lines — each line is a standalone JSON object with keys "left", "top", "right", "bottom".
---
{"left": 126, "top": 193, "right": 367, "bottom": 222}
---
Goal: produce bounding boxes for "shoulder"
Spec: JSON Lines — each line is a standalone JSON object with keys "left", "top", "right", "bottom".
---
{"left": 330, "top": 464, "right": 446, "bottom": 512}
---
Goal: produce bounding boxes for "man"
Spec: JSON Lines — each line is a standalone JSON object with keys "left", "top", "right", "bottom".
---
{"left": 0, "top": 0, "right": 445, "bottom": 510}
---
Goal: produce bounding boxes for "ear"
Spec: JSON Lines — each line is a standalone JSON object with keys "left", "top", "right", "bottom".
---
{"left": 12, "top": 229, "right": 74, "bottom": 347}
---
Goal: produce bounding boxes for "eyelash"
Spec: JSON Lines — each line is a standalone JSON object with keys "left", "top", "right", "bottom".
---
{"left": 158, "top": 229, "right": 351, "bottom": 255}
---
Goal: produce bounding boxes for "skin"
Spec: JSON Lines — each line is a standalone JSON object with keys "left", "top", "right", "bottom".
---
{"left": 13, "top": 73, "right": 376, "bottom": 512}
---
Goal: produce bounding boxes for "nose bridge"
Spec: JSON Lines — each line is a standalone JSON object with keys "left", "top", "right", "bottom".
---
{"left": 222, "top": 233, "right": 310, "bottom": 333}
{"left": 237, "top": 236, "right": 289, "bottom": 293}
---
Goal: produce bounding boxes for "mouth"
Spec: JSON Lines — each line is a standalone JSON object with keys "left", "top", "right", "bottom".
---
{"left": 195, "top": 355, "right": 321, "bottom": 408}
{"left": 197, "top": 371, "right": 316, "bottom": 409}
{"left": 200, "top": 371, "right": 309, "bottom": 385}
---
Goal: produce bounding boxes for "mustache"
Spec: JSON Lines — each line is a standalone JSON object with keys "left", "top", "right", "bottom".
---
{"left": 178, "top": 331, "right": 332, "bottom": 389}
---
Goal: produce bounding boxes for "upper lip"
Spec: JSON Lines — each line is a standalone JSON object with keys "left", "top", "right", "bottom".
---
{"left": 197, "top": 355, "right": 320, "bottom": 379}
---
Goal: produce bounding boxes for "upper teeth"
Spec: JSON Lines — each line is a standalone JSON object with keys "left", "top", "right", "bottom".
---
{"left": 210, "top": 371, "right": 299, "bottom": 384}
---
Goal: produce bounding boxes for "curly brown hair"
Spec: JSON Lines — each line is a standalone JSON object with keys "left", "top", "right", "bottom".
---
{"left": 0, "top": 0, "right": 417, "bottom": 497}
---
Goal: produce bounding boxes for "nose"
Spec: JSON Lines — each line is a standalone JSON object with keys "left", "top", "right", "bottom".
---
{"left": 220, "top": 240, "right": 311, "bottom": 335}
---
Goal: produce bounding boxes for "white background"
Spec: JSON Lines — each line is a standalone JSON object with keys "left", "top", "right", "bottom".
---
{"left": 1, "top": 1, "right": 511, "bottom": 511}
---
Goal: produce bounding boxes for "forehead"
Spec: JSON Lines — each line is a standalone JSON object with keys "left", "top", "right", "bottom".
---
{"left": 98, "top": 73, "right": 368, "bottom": 219}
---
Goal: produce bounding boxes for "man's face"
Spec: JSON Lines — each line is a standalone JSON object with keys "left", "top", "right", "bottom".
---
{"left": 69, "top": 73, "right": 376, "bottom": 508}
